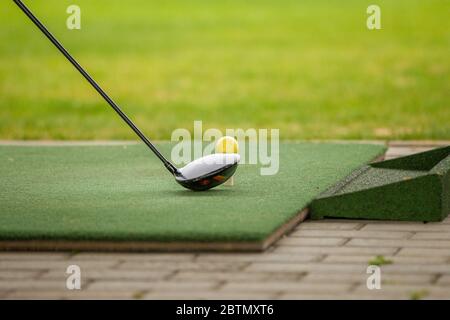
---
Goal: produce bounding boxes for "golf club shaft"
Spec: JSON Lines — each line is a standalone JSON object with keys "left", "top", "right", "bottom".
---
{"left": 13, "top": 0, "right": 179, "bottom": 175}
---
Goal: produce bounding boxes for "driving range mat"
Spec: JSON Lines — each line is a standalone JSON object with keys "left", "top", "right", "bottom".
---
{"left": 0, "top": 142, "right": 385, "bottom": 251}
{"left": 310, "top": 145, "right": 450, "bottom": 222}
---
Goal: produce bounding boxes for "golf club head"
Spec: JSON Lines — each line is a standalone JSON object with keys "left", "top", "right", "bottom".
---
{"left": 175, "top": 153, "right": 240, "bottom": 191}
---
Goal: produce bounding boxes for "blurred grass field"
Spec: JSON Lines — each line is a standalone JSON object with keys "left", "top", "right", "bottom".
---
{"left": 1, "top": 0, "right": 449, "bottom": 140}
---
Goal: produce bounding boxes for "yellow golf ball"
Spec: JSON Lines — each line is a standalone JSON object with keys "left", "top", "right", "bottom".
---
{"left": 215, "top": 136, "right": 239, "bottom": 154}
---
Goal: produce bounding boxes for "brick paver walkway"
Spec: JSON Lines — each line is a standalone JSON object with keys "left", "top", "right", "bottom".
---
{"left": 1, "top": 142, "right": 449, "bottom": 299}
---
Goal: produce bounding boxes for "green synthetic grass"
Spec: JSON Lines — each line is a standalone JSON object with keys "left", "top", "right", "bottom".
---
{"left": 311, "top": 146, "right": 450, "bottom": 221}
{"left": 1, "top": 0, "right": 449, "bottom": 140}
{"left": 0, "top": 142, "right": 385, "bottom": 242}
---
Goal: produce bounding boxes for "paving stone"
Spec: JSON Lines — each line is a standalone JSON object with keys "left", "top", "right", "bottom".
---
{"left": 196, "top": 253, "right": 320, "bottom": 263}
{"left": 71, "top": 253, "right": 196, "bottom": 262}
{"left": 41, "top": 269, "right": 172, "bottom": 281}
{"left": 246, "top": 262, "right": 367, "bottom": 274}
{"left": 273, "top": 246, "right": 398, "bottom": 256}
{"left": 143, "top": 291, "right": 276, "bottom": 300}
{"left": 397, "top": 248, "right": 450, "bottom": 257}
{"left": 172, "top": 271, "right": 303, "bottom": 282}
{"left": 323, "top": 255, "right": 448, "bottom": 265}
{"left": 88, "top": 280, "right": 219, "bottom": 292}
{"left": 361, "top": 223, "right": 450, "bottom": 232}
{"left": 347, "top": 239, "right": 450, "bottom": 248}
{"left": 0, "top": 270, "right": 42, "bottom": 280}
{"left": 301, "top": 273, "right": 434, "bottom": 285}
{"left": 352, "top": 284, "right": 450, "bottom": 299}
{"left": 0, "top": 290, "right": 11, "bottom": 298}
{"left": 436, "top": 275, "right": 450, "bottom": 285}
{"left": 424, "top": 292, "right": 450, "bottom": 299}
{"left": 5, "top": 290, "right": 138, "bottom": 300}
{"left": 297, "top": 222, "right": 363, "bottom": 231}
{"left": 0, "top": 260, "right": 119, "bottom": 270}
{"left": 411, "top": 232, "right": 450, "bottom": 240}
{"left": 277, "top": 292, "right": 406, "bottom": 299}
{"left": 277, "top": 237, "right": 348, "bottom": 246}
{"left": 276, "top": 292, "right": 344, "bottom": 299}
{"left": 220, "top": 281, "right": 352, "bottom": 294}
{"left": 397, "top": 248, "right": 450, "bottom": 259}
{"left": 380, "top": 264, "right": 450, "bottom": 274}
{"left": 280, "top": 290, "right": 438, "bottom": 299}
{"left": 289, "top": 229, "right": 413, "bottom": 239}
{"left": 0, "top": 280, "right": 72, "bottom": 291}
{"left": 118, "top": 261, "right": 248, "bottom": 272}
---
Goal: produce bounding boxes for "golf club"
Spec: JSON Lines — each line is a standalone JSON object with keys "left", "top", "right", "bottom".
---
{"left": 13, "top": 0, "right": 239, "bottom": 191}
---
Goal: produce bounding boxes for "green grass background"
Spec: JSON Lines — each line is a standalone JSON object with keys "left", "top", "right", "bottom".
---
{"left": 0, "top": 143, "right": 385, "bottom": 242}
{"left": 1, "top": 0, "right": 449, "bottom": 140}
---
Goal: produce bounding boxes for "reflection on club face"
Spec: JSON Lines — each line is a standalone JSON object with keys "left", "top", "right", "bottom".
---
{"left": 175, "top": 163, "right": 238, "bottom": 191}
{"left": 175, "top": 153, "right": 240, "bottom": 191}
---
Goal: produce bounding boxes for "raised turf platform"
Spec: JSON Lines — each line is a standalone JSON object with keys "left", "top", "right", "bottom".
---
{"left": 311, "top": 146, "right": 450, "bottom": 222}
{"left": 0, "top": 142, "right": 385, "bottom": 251}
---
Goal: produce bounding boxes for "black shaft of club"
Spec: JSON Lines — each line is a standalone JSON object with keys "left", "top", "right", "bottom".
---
{"left": 13, "top": 0, "right": 179, "bottom": 175}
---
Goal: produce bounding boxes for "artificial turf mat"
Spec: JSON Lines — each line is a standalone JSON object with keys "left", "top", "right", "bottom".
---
{"left": 310, "top": 146, "right": 450, "bottom": 222}
{"left": 0, "top": 142, "right": 385, "bottom": 250}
